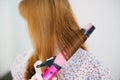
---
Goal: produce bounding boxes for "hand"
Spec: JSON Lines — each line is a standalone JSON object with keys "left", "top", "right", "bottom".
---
{"left": 30, "top": 60, "right": 57, "bottom": 80}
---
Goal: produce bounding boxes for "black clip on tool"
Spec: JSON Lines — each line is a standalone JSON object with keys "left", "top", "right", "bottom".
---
{"left": 36, "top": 56, "right": 56, "bottom": 68}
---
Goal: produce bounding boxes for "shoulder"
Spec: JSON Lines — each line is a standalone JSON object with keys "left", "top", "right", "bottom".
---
{"left": 79, "top": 49, "right": 112, "bottom": 80}
{"left": 58, "top": 48, "right": 112, "bottom": 80}
{"left": 10, "top": 49, "right": 33, "bottom": 80}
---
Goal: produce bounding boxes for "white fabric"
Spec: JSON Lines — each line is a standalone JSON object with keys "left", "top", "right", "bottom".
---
{"left": 10, "top": 48, "right": 112, "bottom": 80}
{"left": 11, "top": 50, "right": 33, "bottom": 80}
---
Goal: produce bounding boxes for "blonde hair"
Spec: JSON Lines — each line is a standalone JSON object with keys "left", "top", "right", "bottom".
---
{"left": 19, "top": 0, "right": 87, "bottom": 79}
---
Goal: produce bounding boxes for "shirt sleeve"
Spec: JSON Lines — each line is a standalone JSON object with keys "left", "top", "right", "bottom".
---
{"left": 10, "top": 50, "right": 33, "bottom": 80}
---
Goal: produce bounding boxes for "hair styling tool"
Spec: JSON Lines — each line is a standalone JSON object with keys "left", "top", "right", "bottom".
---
{"left": 37, "top": 23, "right": 95, "bottom": 80}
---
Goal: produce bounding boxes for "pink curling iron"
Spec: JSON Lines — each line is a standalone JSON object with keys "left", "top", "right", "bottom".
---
{"left": 37, "top": 23, "right": 95, "bottom": 80}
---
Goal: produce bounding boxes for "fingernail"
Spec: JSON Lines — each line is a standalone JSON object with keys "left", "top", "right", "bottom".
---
{"left": 36, "top": 64, "right": 41, "bottom": 68}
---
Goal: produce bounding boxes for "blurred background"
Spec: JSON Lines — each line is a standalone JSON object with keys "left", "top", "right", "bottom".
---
{"left": 0, "top": 0, "right": 120, "bottom": 80}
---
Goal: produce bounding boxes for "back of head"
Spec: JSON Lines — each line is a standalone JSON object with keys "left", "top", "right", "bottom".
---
{"left": 18, "top": 0, "right": 87, "bottom": 79}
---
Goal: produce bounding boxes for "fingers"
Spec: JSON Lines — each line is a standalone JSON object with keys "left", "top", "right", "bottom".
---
{"left": 52, "top": 77, "right": 57, "bottom": 80}
{"left": 30, "top": 74, "right": 36, "bottom": 80}
{"left": 32, "top": 60, "right": 57, "bottom": 80}
{"left": 34, "top": 60, "right": 42, "bottom": 74}
{"left": 30, "top": 73, "right": 43, "bottom": 80}
{"left": 35, "top": 73, "right": 43, "bottom": 80}
{"left": 31, "top": 60, "right": 43, "bottom": 80}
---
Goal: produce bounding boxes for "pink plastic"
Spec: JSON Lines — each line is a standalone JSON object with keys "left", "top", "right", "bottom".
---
{"left": 42, "top": 65, "right": 59, "bottom": 80}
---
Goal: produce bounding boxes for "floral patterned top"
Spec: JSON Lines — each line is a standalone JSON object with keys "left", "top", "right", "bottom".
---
{"left": 11, "top": 48, "right": 112, "bottom": 80}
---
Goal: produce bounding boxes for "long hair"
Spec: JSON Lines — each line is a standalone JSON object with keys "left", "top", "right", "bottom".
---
{"left": 19, "top": 0, "right": 87, "bottom": 79}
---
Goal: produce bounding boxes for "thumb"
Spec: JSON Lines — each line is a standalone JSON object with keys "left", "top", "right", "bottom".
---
{"left": 34, "top": 60, "right": 42, "bottom": 74}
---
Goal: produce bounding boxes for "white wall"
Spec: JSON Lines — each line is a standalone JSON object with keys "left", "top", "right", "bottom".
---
{"left": 0, "top": 0, "right": 32, "bottom": 77}
{"left": 0, "top": 0, "right": 13, "bottom": 77}
{"left": 69, "top": 0, "right": 120, "bottom": 80}
{"left": 0, "top": 0, "right": 120, "bottom": 80}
